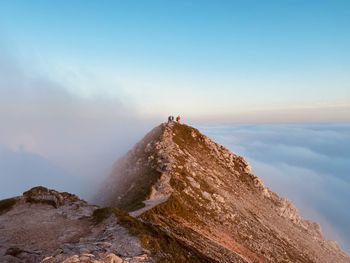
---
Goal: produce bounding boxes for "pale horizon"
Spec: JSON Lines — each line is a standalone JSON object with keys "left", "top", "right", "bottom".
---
{"left": 1, "top": 0, "right": 349, "bottom": 124}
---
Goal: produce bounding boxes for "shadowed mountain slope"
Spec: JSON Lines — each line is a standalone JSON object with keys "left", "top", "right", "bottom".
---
{"left": 97, "top": 122, "right": 350, "bottom": 263}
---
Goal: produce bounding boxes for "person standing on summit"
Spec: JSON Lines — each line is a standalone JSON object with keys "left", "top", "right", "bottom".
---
{"left": 176, "top": 115, "right": 181, "bottom": 123}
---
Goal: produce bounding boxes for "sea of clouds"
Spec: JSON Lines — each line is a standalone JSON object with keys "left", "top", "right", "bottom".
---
{"left": 200, "top": 123, "right": 350, "bottom": 253}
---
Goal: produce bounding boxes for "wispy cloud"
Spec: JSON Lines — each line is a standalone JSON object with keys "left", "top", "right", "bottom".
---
{"left": 0, "top": 49, "right": 159, "bottom": 199}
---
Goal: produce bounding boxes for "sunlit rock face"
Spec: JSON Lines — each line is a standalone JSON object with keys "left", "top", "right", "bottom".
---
{"left": 1, "top": 123, "right": 349, "bottom": 263}
{"left": 98, "top": 122, "right": 350, "bottom": 263}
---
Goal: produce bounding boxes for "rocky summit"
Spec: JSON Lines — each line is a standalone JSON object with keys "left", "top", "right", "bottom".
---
{"left": 96, "top": 122, "right": 350, "bottom": 263}
{"left": 1, "top": 122, "right": 349, "bottom": 263}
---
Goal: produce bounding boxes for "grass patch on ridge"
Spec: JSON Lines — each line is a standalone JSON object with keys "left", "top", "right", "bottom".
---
{"left": 0, "top": 198, "right": 17, "bottom": 215}
{"left": 92, "top": 207, "right": 211, "bottom": 263}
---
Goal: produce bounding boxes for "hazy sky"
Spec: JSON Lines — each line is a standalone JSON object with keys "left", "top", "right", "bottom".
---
{"left": 0, "top": 0, "right": 349, "bottom": 121}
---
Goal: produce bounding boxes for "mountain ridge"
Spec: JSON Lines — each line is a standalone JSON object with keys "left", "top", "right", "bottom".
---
{"left": 1, "top": 122, "right": 349, "bottom": 263}
{"left": 97, "top": 122, "right": 349, "bottom": 263}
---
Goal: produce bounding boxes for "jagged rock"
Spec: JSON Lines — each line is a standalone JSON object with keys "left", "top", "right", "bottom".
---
{"left": 1, "top": 123, "right": 349, "bottom": 263}
{"left": 23, "top": 186, "right": 81, "bottom": 208}
{"left": 278, "top": 197, "right": 302, "bottom": 223}
{"left": 97, "top": 122, "right": 350, "bottom": 263}
{"left": 0, "top": 187, "right": 158, "bottom": 263}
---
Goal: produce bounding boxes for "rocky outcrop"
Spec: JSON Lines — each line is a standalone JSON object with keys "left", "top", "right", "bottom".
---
{"left": 0, "top": 186, "right": 152, "bottom": 263}
{"left": 0, "top": 186, "right": 208, "bottom": 263}
{"left": 98, "top": 122, "right": 350, "bottom": 263}
{"left": 23, "top": 186, "right": 81, "bottom": 208}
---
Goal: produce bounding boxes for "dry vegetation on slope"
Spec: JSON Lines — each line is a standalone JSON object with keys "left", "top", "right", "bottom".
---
{"left": 1, "top": 123, "right": 349, "bottom": 263}
{"left": 99, "top": 122, "right": 350, "bottom": 263}
{"left": 0, "top": 186, "right": 210, "bottom": 263}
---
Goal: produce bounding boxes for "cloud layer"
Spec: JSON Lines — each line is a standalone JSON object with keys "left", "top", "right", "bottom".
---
{"left": 200, "top": 123, "right": 350, "bottom": 253}
{"left": 0, "top": 49, "right": 160, "bottom": 199}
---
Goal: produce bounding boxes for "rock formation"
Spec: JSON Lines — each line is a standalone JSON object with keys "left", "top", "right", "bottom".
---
{"left": 0, "top": 186, "right": 204, "bottom": 262}
{"left": 1, "top": 122, "right": 349, "bottom": 263}
{"left": 97, "top": 122, "right": 350, "bottom": 263}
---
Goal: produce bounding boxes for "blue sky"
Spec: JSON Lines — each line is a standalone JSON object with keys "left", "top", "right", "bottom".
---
{"left": 0, "top": 0, "right": 349, "bottom": 120}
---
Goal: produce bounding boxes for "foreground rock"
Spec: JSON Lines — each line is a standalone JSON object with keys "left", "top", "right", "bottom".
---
{"left": 0, "top": 187, "right": 147, "bottom": 262}
{"left": 97, "top": 122, "right": 350, "bottom": 263}
{"left": 0, "top": 186, "right": 203, "bottom": 263}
